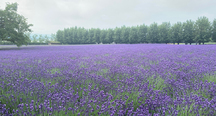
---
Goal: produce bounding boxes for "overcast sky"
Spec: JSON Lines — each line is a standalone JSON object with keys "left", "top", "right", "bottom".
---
{"left": 0, "top": 0, "right": 216, "bottom": 36}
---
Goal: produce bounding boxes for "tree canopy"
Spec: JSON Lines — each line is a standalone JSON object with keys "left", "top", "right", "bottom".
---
{"left": 1, "top": 3, "right": 215, "bottom": 46}
{"left": 0, "top": 2, "right": 33, "bottom": 47}
{"left": 211, "top": 19, "right": 216, "bottom": 42}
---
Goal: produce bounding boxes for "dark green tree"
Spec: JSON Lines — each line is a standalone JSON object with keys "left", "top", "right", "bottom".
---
{"left": 56, "top": 30, "right": 64, "bottom": 43}
{"left": 147, "top": 22, "right": 159, "bottom": 43}
{"left": 121, "top": 26, "right": 130, "bottom": 43}
{"left": 182, "top": 20, "right": 195, "bottom": 45}
{"left": 0, "top": 2, "right": 33, "bottom": 47}
{"left": 138, "top": 24, "right": 148, "bottom": 43}
{"left": 69, "top": 27, "right": 74, "bottom": 44}
{"left": 100, "top": 29, "right": 106, "bottom": 44}
{"left": 81, "top": 28, "right": 88, "bottom": 44}
{"left": 211, "top": 19, "right": 216, "bottom": 42}
{"left": 159, "top": 22, "right": 171, "bottom": 44}
{"left": 73, "top": 26, "right": 78, "bottom": 44}
{"left": 77, "top": 27, "right": 82, "bottom": 44}
{"left": 114, "top": 27, "right": 121, "bottom": 43}
{"left": 194, "top": 16, "right": 211, "bottom": 44}
{"left": 105, "top": 28, "right": 114, "bottom": 44}
{"left": 170, "top": 22, "right": 183, "bottom": 44}
{"left": 64, "top": 28, "right": 70, "bottom": 44}
{"left": 129, "top": 26, "right": 139, "bottom": 44}
{"left": 93, "top": 28, "right": 101, "bottom": 44}
{"left": 87, "top": 28, "right": 95, "bottom": 44}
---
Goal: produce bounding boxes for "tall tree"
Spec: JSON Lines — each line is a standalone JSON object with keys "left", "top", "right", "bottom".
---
{"left": 73, "top": 26, "right": 78, "bottom": 44}
{"left": 88, "top": 28, "right": 95, "bottom": 44}
{"left": 81, "top": 28, "right": 88, "bottom": 44}
{"left": 147, "top": 22, "right": 159, "bottom": 43}
{"left": 64, "top": 28, "right": 70, "bottom": 44}
{"left": 194, "top": 16, "right": 211, "bottom": 44}
{"left": 138, "top": 24, "right": 148, "bottom": 43}
{"left": 56, "top": 30, "right": 64, "bottom": 43}
{"left": 0, "top": 2, "right": 33, "bottom": 47}
{"left": 121, "top": 26, "right": 130, "bottom": 44}
{"left": 105, "top": 28, "right": 114, "bottom": 44}
{"left": 114, "top": 27, "right": 121, "bottom": 43}
{"left": 93, "top": 28, "right": 101, "bottom": 44}
{"left": 182, "top": 20, "right": 195, "bottom": 45}
{"left": 77, "top": 27, "right": 83, "bottom": 44}
{"left": 100, "top": 29, "right": 106, "bottom": 44}
{"left": 69, "top": 27, "right": 74, "bottom": 44}
{"left": 129, "top": 26, "right": 139, "bottom": 44}
{"left": 159, "top": 22, "right": 171, "bottom": 44}
{"left": 211, "top": 19, "right": 216, "bottom": 42}
{"left": 170, "top": 22, "right": 183, "bottom": 44}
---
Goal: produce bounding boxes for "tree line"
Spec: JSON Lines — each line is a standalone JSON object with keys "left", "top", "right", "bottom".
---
{"left": 28, "top": 33, "right": 57, "bottom": 44}
{"left": 1, "top": 2, "right": 216, "bottom": 47}
{"left": 56, "top": 16, "right": 216, "bottom": 45}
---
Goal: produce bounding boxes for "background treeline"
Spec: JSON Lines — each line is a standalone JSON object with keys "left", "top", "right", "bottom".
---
{"left": 56, "top": 16, "right": 216, "bottom": 45}
{"left": 0, "top": 33, "right": 57, "bottom": 45}
{"left": 28, "top": 33, "right": 57, "bottom": 45}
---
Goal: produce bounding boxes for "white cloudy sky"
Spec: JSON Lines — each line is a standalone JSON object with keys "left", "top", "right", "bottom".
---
{"left": 0, "top": 0, "right": 216, "bottom": 36}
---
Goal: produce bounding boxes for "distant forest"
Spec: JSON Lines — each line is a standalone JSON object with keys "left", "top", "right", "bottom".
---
{"left": 56, "top": 16, "right": 216, "bottom": 45}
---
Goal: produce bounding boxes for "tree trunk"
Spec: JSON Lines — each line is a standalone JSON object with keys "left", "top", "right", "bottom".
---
{"left": 178, "top": 43, "right": 179, "bottom": 45}
{"left": 202, "top": 42, "right": 204, "bottom": 45}
{"left": 190, "top": 43, "right": 191, "bottom": 45}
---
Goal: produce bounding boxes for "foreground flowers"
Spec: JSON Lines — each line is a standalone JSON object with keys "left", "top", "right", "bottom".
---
{"left": 0, "top": 44, "right": 216, "bottom": 116}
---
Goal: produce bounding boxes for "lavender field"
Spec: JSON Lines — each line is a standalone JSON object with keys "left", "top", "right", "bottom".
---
{"left": 0, "top": 44, "right": 216, "bottom": 116}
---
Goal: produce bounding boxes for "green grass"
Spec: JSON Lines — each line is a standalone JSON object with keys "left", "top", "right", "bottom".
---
{"left": 204, "top": 42, "right": 216, "bottom": 45}
{"left": 203, "top": 74, "right": 216, "bottom": 83}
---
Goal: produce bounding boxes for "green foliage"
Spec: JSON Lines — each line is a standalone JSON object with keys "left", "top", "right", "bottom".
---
{"left": 159, "top": 22, "right": 171, "bottom": 44}
{"left": 93, "top": 28, "right": 101, "bottom": 44}
{"left": 138, "top": 24, "right": 148, "bottom": 43}
{"left": 54, "top": 16, "right": 215, "bottom": 45}
{"left": 0, "top": 2, "right": 33, "bottom": 47}
{"left": 170, "top": 22, "right": 183, "bottom": 44}
{"left": 56, "top": 30, "right": 64, "bottom": 43}
{"left": 129, "top": 26, "right": 138, "bottom": 44}
{"left": 104, "top": 28, "right": 113, "bottom": 44}
{"left": 100, "top": 29, "right": 107, "bottom": 44}
{"left": 88, "top": 28, "right": 95, "bottom": 44}
{"left": 120, "top": 25, "right": 130, "bottom": 43}
{"left": 194, "top": 16, "right": 211, "bottom": 44}
{"left": 212, "top": 19, "right": 216, "bottom": 42}
{"left": 182, "top": 20, "right": 195, "bottom": 45}
{"left": 147, "top": 22, "right": 159, "bottom": 43}
{"left": 114, "top": 27, "right": 122, "bottom": 43}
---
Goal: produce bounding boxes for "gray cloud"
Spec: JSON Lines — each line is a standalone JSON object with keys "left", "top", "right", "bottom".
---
{"left": 0, "top": 0, "right": 216, "bottom": 35}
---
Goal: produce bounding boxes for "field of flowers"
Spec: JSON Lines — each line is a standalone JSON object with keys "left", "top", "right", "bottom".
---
{"left": 0, "top": 44, "right": 216, "bottom": 116}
